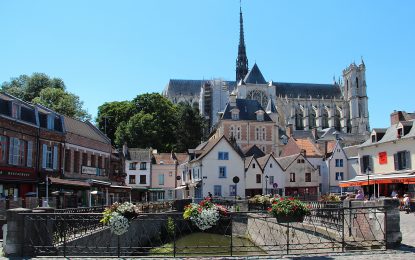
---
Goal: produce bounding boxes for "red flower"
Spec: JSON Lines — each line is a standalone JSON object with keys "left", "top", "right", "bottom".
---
{"left": 273, "top": 201, "right": 277, "bottom": 204}
{"left": 280, "top": 198, "right": 284, "bottom": 201}
{"left": 267, "top": 207, "right": 272, "bottom": 212}
{"left": 289, "top": 197, "right": 294, "bottom": 201}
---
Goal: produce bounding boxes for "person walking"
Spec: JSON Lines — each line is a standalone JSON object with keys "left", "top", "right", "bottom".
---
{"left": 403, "top": 194, "right": 411, "bottom": 214}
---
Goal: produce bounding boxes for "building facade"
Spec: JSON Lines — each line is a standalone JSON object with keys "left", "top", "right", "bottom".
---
{"left": 124, "top": 147, "right": 152, "bottom": 201}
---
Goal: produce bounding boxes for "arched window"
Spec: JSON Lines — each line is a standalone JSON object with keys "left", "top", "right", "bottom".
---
{"left": 309, "top": 109, "right": 316, "bottom": 129}
{"left": 321, "top": 109, "right": 329, "bottom": 129}
{"left": 356, "top": 77, "right": 359, "bottom": 89}
{"left": 295, "top": 108, "right": 304, "bottom": 130}
{"left": 334, "top": 109, "right": 341, "bottom": 131}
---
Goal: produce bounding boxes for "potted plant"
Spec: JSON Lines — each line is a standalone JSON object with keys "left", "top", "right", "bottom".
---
{"left": 100, "top": 202, "right": 140, "bottom": 235}
{"left": 183, "top": 198, "right": 228, "bottom": 230}
{"left": 268, "top": 197, "right": 311, "bottom": 223}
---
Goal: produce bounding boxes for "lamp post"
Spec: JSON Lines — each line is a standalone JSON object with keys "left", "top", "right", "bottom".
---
{"left": 366, "top": 167, "right": 372, "bottom": 199}
{"left": 265, "top": 175, "right": 269, "bottom": 195}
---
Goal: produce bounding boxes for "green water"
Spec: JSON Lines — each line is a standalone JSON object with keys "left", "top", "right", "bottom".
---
{"left": 150, "top": 232, "right": 264, "bottom": 257}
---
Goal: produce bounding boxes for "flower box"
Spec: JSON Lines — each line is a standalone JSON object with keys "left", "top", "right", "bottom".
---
{"left": 183, "top": 198, "right": 228, "bottom": 231}
{"left": 268, "top": 197, "right": 311, "bottom": 223}
{"left": 276, "top": 214, "right": 305, "bottom": 223}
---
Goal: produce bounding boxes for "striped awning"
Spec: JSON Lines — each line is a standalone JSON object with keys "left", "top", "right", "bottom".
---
{"left": 339, "top": 171, "right": 415, "bottom": 188}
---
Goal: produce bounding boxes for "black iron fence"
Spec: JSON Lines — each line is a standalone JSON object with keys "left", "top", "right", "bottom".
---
{"left": 19, "top": 206, "right": 386, "bottom": 257}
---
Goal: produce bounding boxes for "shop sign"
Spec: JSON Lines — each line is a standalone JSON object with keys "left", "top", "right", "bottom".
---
{"left": 82, "top": 166, "right": 106, "bottom": 176}
{"left": 0, "top": 170, "right": 32, "bottom": 177}
{"left": 379, "top": 152, "right": 387, "bottom": 165}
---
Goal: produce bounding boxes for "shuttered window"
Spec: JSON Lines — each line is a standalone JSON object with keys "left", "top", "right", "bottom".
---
{"left": 394, "top": 151, "right": 411, "bottom": 170}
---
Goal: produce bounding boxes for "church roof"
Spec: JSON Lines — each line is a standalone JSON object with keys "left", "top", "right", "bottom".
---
{"left": 273, "top": 82, "right": 342, "bottom": 99}
{"left": 265, "top": 98, "right": 277, "bottom": 113}
{"left": 222, "top": 99, "right": 272, "bottom": 121}
{"left": 244, "top": 63, "right": 267, "bottom": 84}
{"left": 164, "top": 79, "right": 236, "bottom": 97}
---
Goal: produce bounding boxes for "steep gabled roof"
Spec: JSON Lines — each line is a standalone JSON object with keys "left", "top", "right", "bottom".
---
{"left": 257, "top": 154, "right": 273, "bottom": 170}
{"left": 222, "top": 99, "right": 272, "bottom": 121}
{"left": 276, "top": 153, "right": 316, "bottom": 171}
{"left": 192, "top": 135, "right": 243, "bottom": 162}
{"left": 127, "top": 148, "right": 151, "bottom": 161}
{"left": 175, "top": 153, "right": 189, "bottom": 165}
{"left": 343, "top": 145, "right": 359, "bottom": 159}
{"left": 281, "top": 137, "right": 323, "bottom": 157}
{"left": 153, "top": 153, "right": 176, "bottom": 165}
{"left": 241, "top": 144, "right": 265, "bottom": 158}
{"left": 265, "top": 98, "right": 277, "bottom": 113}
{"left": 244, "top": 63, "right": 267, "bottom": 84}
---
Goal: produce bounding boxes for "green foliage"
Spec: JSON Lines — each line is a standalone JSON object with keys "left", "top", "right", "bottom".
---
{"left": 167, "top": 217, "right": 175, "bottom": 237}
{"left": 98, "top": 93, "right": 205, "bottom": 152}
{"left": 320, "top": 194, "right": 341, "bottom": 202}
{"left": 1, "top": 73, "right": 90, "bottom": 121}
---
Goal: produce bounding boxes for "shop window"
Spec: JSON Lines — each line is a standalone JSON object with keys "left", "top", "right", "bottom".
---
{"left": 256, "top": 174, "right": 261, "bottom": 183}
{"left": 129, "top": 175, "right": 136, "bottom": 184}
{"left": 139, "top": 175, "right": 146, "bottom": 184}
{"left": 98, "top": 156, "right": 102, "bottom": 169}
{"left": 91, "top": 154, "right": 96, "bottom": 167}
{"left": 140, "top": 162, "right": 146, "bottom": 170}
{"left": 0, "top": 135, "right": 7, "bottom": 163}
{"left": 305, "top": 172, "right": 311, "bottom": 182}
{"left": 82, "top": 152, "right": 88, "bottom": 166}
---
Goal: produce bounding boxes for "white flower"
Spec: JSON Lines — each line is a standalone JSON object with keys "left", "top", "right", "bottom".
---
{"left": 190, "top": 206, "right": 220, "bottom": 230}
{"left": 109, "top": 212, "right": 129, "bottom": 235}
{"left": 116, "top": 202, "right": 136, "bottom": 214}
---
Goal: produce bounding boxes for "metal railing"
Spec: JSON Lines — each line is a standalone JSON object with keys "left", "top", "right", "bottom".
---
{"left": 19, "top": 206, "right": 386, "bottom": 257}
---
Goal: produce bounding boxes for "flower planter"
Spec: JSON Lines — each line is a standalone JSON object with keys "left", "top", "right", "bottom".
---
{"left": 276, "top": 214, "right": 305, "bottom": 223}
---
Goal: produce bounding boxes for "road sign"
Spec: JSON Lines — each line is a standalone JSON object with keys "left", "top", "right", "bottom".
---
{"left": 233, "top": 176, "right": 240, "bottom": 184}
{"left": 273, "top": 182, "right": 278, "bottom": 189}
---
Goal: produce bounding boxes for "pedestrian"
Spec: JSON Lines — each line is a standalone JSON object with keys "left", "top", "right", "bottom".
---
{"left": 391, "top": 190, "right": 398, "bottom": 197}
{"left": 355, "top": 190, "right": 364, "bottom": 200}
{"left": 208, "top": 192, "right": 213, "bottom": 201}
{"left": 404, "top": 194, "right": 411, "bottom": 214}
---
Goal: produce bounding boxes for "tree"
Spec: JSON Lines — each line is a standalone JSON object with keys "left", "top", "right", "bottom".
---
{"left": 96, "top": 101, "right": 136, "bottom": 144}
{"left": 175, "top": 103, "right": 206, "bottom": 152}
{"left": 1, "top": 73, "right": 90, "bottom": 120}
{"left": 32, "top": 87, "right": 91, "bottom": 121}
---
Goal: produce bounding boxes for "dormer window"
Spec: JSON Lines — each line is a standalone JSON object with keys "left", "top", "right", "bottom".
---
{"left": 397, "top": 128, "right": 403, "bottom": 139}
{"left": 372, "top": 135, "right": 376, "bottom": 143}
{"left": 11, "top": 103, "right": 21, "bottom": 119}
{"left": 256, "top": 110, "right": 264, "bottom": 121}
{"left": 47, "top": 114, "right": 55, "bottom": 130}
{"left": 231, "top": 108, "right": 239, "bottom": 120}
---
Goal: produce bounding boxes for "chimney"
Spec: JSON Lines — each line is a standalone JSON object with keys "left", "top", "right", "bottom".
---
{"left": 229, "top": 91, "right": 237, "bottom": 107}
{"left": 311, "top": 127, "right": 318, "bottom": 141}
{"left": 122, "top": 142, "right": 128, "bottom": 156}
{"left": 390, "top": 110, "right": 405, "bottom": 125}
{"left": 286, "top": 124, "right": 294, "bottom": 138}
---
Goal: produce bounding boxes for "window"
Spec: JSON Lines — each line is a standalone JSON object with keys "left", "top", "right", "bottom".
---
{"left": 256, "top": 127, "right": 260, "bottom": 140}
{"left": 74, "top": 151, "right": 80, "bottom": 173}
{"left": 262, "top": 127, "right": 266, "bottom": 140}
{"left": 158, "top": 174, "right": 165, "bottom": 185}
{"left": 129, "top": 175, "right": 136, "bottom": 184}
{"left": 219, "top": 166, "right": 227, "bottom": 178}
{"left": 290, "top": 173, "right": 296, "bottom": 182}
{"left": 140, "top": 162, "right": 147, "bottom": 170}
{"left": 229, "top": 185, "right": 236, "bottom": 196}
{"left": 336, "top": 172, "right": 344, "bottom": 181}
{"left": 129, "top": 163, "right": 136, "bottom": 170}
{"left": 0, "top": 136, "right": 7, "bottom": 163}
{"left": 42, "top": 144, "right": 53, "bottom": 169}
{"left": 53, "top": 145, "right": 58, "bottom": 170}
{"left": 270, "top": 163, "right": 272, "bottom": 168}
{"left": 139, "top": 175, "right": 146, "bottom": 184}
{"left": 91, "top": 154, "right": 96, "bottom": 167}
{"left": 253, "top": 163, "right": 256, "bottom": 168}
{"left": 305, "top": 172, "right": 311, "bottom": 182}
{"left": 372, "top": 135, "right": 376, "bottom": 143}
{"left": 214, "top": 185, "right": 222, "bottom": 196}
{"left": 394, "top": 151, "right": 411, "bottom": 170}
{"left": 11, "top": 103, "right": 20, "bottom": 119}
{"left": 218, "top": 152, "right": 229, "bottom": 160}
{"left": 379, "top": 152, "right": 387, "bottom": 165}
{"left": 269, "top": 176, "right": 274, "bottom": 185}
{"left": 397, "top": 128, "right": 403, "bottom": 138}
{"left": 64, "top": 149, "right": 71, "bottom": 172}
{"left": 237, "top": 127, "right": 241, "bottom": 140}
{"left": 82, "top": 153, "right": 88, "bottom": 166}
{"left": 47, "top": 115, "right": 55, "bottom": 130}
{"left": 335, "top": 159, "right": 343, "bottom": 167}
{"left": 232, "top": 112, "right": 239, "bottom": 120}
{"left": 257, "top": 113, "right": 264, "bottom": 121}
{"left": 361, "top": 155, "right": 373, "bottom": 173}
{"left": 256, "top": 174, "right": 261, "bottom": 183}
{"left": 297, "top": 159, "right": 305, "bottom": 163}
{"left": 8, "top": 137, "right": 25, "bottom": 166}
{"left": 98, "top": 156, "right": 102, "bottom": 169}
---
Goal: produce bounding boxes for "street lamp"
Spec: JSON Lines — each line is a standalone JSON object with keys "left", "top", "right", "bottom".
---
{"left": 366, "top": 167, "right": 372, "bottom": 199}
{"left": 265, "top": 175, "right": 269, "bottom": 195}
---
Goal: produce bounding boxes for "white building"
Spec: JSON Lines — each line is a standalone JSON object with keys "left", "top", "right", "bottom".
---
{"left": 181, "top": 135, "right": 245, "bottom": 199}
{"left": 258, "top": 154, "right": 285, "bottom": 196}
{"left": 244, "top": 156, "right": 263, "bottom": 197}
{"left": 123, "top": 146, "right": 152, "bottom": 202}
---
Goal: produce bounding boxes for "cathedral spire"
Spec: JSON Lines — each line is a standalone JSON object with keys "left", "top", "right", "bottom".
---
{"left": 236, "top": 1, "right": 249, "bottom": 83}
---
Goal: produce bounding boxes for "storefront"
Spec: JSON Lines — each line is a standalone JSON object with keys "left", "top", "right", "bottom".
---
{"left": 108, "top": 185, "right": 132, "bottom": 204}
{"left": 88, "top": 179, "right": 111, "bottom": 206}
{"left": 48, "top": 177, "right": 91, "bottom": 208}
{"left": 0, "top": 166, "right": 37, "bottom": 199}
{"left": 339, "top": 171, "right": 415, "bottom": 198}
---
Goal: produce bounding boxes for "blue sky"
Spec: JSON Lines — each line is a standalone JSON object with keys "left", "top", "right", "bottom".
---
{"left": 1, "top": 0, "right": 414, "bottom": 128}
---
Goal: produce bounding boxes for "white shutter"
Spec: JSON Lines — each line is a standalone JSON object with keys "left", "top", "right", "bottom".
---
{"left": 53, "top": 145, "right": 58, "bottom": 170}
{"left": 42, "top": 144, "right": 47, "bottom": 169}
{"left": 8, "top": 138, "right": 13, "bottom": 164}
{"left": 406, "top": 151, "right": 411, "bottom": 170}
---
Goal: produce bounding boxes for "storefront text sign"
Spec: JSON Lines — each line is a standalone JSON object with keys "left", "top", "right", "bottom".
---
{"left": 82, "top": 166, "right": 98, "bottom": 175}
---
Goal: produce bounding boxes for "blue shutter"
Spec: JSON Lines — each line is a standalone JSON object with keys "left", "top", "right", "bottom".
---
{"left": 53, "top": 145, "right": 58, "bottom": 170}
{"left": 8, "top": 138, "right": 13, "bottom": 164}
{"left": 406, "top": 151, "right": 411, "bottom": 169}
{"left": 42, "top": 144, "right": 47, "bottom": 169}
{"left": 394, "top": 153, "right": 398, "bottom": 170}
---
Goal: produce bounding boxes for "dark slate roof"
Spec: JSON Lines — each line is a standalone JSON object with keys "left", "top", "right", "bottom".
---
{"left": 265, "top": 98, "right": 277, "bottom": 113}
{"left": 273, "top": 82, "right": 342, "bottom": 99}
{"left": 164, "top": 79, "right": 236, "bottom": 96}
{"left": 64, "top": 116, "right": 110, "bottom": 144}
{"left": 127, "top": 148, "right": 151, "bottom": 161}
{"left": 244, "top": 63, "right": 267, "bottom": 84}
{"left": 222, "top": 99, "right": 272, "bottom": 121}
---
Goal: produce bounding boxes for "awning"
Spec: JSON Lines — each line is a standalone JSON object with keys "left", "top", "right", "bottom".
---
{"left": 174, "top": 186, "right": 186, "bottom": 190}
{"left": 110, "top": 185, "right": 132, "bottom": 190}
{"left": 48, "top": 177, "right": 90, "bottom": 188}
{"left": 339, "top": 171, "right": 415, "bottom": 188}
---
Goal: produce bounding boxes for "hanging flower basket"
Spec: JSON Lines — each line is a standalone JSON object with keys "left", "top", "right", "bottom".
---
{"left": 268, "top": 197, "right": 311, "bottom": 223}
{"left": 100, "top": 202, "right": 140, "bottom": 235}
{"left": 183, "top": 198, "right": 228, "bottom": 230}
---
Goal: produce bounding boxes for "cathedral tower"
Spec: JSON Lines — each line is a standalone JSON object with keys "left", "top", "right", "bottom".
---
{"left": 343, "top": 59, "right": 369, "bottom": 134}
{"left": 236, "top": 4, "right": 249, "bottom": 83}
